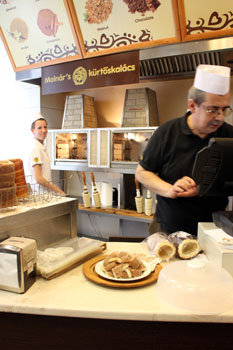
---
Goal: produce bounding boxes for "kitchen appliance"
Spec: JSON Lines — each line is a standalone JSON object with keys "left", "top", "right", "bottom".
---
{"left": 111, "top": 128, "right": 154, "bottom": 163}
{"left": 56, "top": 131, "right": 88, "bottom": 161}
{"left": 0, "top": 236, "right": 37, "bottom": 293}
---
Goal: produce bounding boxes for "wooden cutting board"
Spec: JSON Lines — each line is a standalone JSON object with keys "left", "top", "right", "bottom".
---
{"left": 82, "top": 255, "right": 162, "bottom": 289}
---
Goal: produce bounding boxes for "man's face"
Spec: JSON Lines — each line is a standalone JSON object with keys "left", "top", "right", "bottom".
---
{"left": 189, "top": 92, "right": 231, "bottom": 138}
{"left": 31, "top": 120, "right": 48, "bottom": 143}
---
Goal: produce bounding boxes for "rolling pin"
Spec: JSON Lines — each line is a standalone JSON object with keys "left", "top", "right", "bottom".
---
{"left": 145, "top": 190, "right": 153, "bottom": 216}
{"left": 91, "top": 172, "right": 101, "bottom": 208}
{"left": 82, "top": 172, "right": 90, "bottom": 208}
{"left": 135, "top": 177, "right": 143, "bottom": 214}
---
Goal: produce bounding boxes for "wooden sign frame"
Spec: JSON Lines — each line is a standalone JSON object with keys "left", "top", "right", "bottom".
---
{"left": 0, "top": 0, "right": 83, "bottom": 72}
{"left": 68, "top": 0, "right": 181, "bottom": 58}
{"left": 178, "top": 0, "right": 233, "bottom": 42}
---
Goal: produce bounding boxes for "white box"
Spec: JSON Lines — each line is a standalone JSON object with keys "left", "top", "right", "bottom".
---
{"left": 198, "top": 222, "right": 233, "bottom": 277}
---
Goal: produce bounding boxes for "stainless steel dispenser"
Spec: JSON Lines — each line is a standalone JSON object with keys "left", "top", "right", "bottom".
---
{"left": 0, "top": 236, "right": 37, "bottom": 293}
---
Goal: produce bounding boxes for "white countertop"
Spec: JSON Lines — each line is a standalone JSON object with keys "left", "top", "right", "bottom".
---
{"left": 1, "top": 241, "right": 233, "bottom": 324}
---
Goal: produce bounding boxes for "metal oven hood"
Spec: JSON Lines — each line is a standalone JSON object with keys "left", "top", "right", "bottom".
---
{"left": 139, "top": 37, "right": 233, "bottom": 81}
{"left": 16, "top": 37, "right": 233, "bottom": 84}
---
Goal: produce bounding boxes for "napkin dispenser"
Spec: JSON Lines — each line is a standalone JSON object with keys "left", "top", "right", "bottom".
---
{"left": 0, "top": 236, "right": 37, "bottom": 293}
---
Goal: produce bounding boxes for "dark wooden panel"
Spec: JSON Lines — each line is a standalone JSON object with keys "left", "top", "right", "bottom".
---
{"left": 0, "top": 312, "right": 233, "bottom": 350}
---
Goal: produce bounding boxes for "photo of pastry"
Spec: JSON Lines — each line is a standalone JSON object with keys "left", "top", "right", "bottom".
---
{"left": 9, "top": 18, "right": 28, "bottom": 43}
{"left": 37, "top": 9, "right": 63, "bottom": 37}
{"left": 123, "top": 0, "right": 161, "bottom": 15}
{"left": 83, "top": 0, "right": 113, "bottom": 24}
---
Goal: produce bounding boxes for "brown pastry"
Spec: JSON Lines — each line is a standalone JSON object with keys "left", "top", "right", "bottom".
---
{"left": 101, "top": 252, "right": 145, "bottom": 279}
{"left": 168, "top": 231, "right": 200, "bottom": 260}
{"left": 0, "top": 187, "right": 17, "bottom": 208}
{"left": 0, "top": 160, "right": 15, "bottom": 174}
{"left": 0, "top": 160, "right": 17, "bottom": 208}
{"left": 8, "top": 159, "right": 28, "bottom": 199}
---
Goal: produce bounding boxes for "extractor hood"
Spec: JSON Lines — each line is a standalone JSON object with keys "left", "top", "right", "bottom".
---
{"left": 139, "top": 36, "right": 233, "bottom": 81}
{"left": 16, "top": 36, "right": 233, "bottom": 84}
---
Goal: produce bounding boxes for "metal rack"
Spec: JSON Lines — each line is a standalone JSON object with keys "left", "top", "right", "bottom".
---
{"left": 0, "top": 177, "right": 67, "bottom": 210}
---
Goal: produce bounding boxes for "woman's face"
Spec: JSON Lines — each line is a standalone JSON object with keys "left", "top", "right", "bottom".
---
{"left": 32, "top": 120, "right": 48, "bottom": 143}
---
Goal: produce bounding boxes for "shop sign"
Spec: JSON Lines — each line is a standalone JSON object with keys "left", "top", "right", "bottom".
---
{"left": 41, "top": 51, "right": 139, "bottom": 95}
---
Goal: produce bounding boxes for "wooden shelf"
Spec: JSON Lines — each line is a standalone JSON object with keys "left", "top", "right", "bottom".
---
{"left": 78, "top": 204, "right": 153, "bottom": 222}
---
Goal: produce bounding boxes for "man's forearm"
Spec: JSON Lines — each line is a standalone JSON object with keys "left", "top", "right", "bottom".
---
{"left": 135, "top": 165, "right": 172, "bottom": 197}
{"left": 135, "top": 165, "right": 197, "bottom": 199}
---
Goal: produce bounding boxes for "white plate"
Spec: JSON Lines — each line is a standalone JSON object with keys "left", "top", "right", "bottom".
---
{"left": 95, "top": 260, "right": 152, "bottom": 282}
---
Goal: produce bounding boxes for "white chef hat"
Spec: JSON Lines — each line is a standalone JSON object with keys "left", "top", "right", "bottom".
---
{"left": 30, "top": 112, "right": 47, "bottom": 129}
{"left": 194, "top": 64, "right": 230, "bottom": 95}
{"left": 32, "top": 112, "right": 45, "bottom": 121}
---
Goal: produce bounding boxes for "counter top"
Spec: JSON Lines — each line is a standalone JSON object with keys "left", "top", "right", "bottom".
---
{"left": 0, "top": 241, "right": 233, "bottom": 324}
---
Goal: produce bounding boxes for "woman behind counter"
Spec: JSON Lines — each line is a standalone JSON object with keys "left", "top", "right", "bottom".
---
{"left": 29, "top": 114, "right": 65, "bottom": 196}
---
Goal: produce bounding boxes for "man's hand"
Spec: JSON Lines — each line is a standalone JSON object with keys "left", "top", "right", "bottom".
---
{"left": 135, "top": 165, "right": 198, "bottom": 199}
{"left": 168, "top": 176, "right": 198, "bottom": 198}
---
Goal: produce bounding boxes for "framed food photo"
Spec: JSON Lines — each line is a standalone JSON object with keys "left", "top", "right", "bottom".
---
{"left": 178, "top": 0, "right": 233, "bottom": 42}
{"left": 0, "top": 0, "right": 83, "bottom": 72}
{"left": 69, "top": 0, "right": 181, "bottom": 58}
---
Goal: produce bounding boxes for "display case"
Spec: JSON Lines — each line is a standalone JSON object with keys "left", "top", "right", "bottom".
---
{"left": 49, "top": 130, "right": 89, "bottom": 168}
{"left": 111, "top": 128, "right": 155, "bottom": 164}
{"left": 48, "top": 127, "right": 157, "bottom": 173}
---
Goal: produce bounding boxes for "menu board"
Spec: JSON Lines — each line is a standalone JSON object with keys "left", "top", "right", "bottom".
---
{"left": 178, "top": 0, "right": 233, "bottom": 41}
{"left": 0, "top": 0, "right": 82, "bottom": 72}
{"left": 70, "top": 0, "right": 181, "bottom": 57}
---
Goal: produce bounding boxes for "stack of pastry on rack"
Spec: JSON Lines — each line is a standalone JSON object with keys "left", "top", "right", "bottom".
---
{"left": 0, "top": 160, "right": 16, "bottom": 208}
{"left": 9, "top": 159, "right": 28, "bottom": 199}
{"left": 0, "top": 158, "right": 28, "bottom": 208}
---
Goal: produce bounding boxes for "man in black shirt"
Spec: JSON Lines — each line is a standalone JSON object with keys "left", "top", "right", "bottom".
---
{"left": 136, "top": 64, "right": 233, "bottom": 235}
